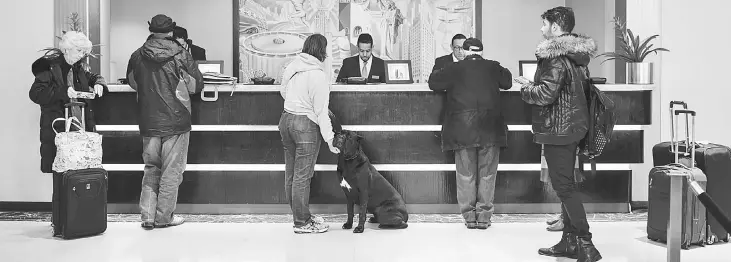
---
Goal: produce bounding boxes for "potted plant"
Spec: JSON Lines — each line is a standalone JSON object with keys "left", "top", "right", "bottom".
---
{"left": 598, "top": 17, "right": 669, "bottom": 84}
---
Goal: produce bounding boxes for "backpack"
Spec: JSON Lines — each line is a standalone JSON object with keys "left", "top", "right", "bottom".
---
{"left": 578, "top": 80, "right": 617, "bottom": 176}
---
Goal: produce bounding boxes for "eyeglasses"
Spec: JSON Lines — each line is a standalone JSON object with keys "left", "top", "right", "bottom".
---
{"left": 452, "top": 46, "right": 463, "bottom": 50}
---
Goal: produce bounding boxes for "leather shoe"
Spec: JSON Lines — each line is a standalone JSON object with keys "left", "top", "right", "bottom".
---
{"left": 538, "top": 232, "right": 577, "bottom": 259}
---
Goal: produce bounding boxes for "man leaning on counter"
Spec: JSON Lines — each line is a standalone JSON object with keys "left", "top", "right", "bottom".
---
{"left": 335, "top": 33, "right": 386, "bottom": 84}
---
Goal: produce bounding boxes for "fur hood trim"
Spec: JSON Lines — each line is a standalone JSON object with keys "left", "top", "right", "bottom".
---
{"left": 536, "top": 34, "right": 598, "bottom": 59}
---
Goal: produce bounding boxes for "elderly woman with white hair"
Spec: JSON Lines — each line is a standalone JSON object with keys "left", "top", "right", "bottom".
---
{"left": 29, "top": 31, "right": 107, "bottom": 236}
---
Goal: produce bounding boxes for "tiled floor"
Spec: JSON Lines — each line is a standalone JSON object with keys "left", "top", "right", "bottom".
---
{"left": 1, "top": 219, "right": 728, "bottom": 262}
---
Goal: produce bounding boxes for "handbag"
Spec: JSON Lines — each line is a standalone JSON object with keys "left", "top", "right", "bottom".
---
{"left": 51, "top": 106, "right": 103, "bottom": 173}
{"left": 174, "top": 60, "right": 198, "bottom": 112}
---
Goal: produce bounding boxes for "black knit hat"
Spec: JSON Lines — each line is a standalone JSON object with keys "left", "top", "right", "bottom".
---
{"left": 148, "top": 14, "right": 176, "bottom": 33}
{"left": 462, "top": 38, "right": 484, "bottom": 52}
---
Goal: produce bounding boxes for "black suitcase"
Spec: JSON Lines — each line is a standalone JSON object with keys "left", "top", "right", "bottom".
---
{"left": 651, "top": 101, "right": 731, "bottom": 244}
{"left": 54, "top": 168, "right": 108, "bottom": 239}
{"left": 52, "top": 102, "right": 108, "bottom": 239}
{"left": 647, "top": 102, "right": 708, "bottom": 248}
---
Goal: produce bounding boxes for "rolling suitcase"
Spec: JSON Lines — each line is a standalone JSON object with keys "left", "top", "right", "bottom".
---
{"left": 651, "top": 101, "right": 731, "bottom": 244}
{"left": 52, "top": 101, "right": 108, "bottom": 239}
{"left": 647, "top": 103, "right": 707, "bottom": 249}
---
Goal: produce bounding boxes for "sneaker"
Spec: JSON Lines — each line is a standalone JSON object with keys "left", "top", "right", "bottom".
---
{"left": 465, "top": 221, "right": 478, "bottom": 229}
{"left": 476, "top": 222, "right": 491, "bottom": 230}
{"left": 141, "top": 222, "right": 154, "bottom": 230}
{"left": 294, "top": 220, "right": 329, "bottom": 234}
{"left": 154, "top": 216, "right": 185, "bottom": 228}
{"left": 312, "top": 215, "right": 325, "bottom": 224}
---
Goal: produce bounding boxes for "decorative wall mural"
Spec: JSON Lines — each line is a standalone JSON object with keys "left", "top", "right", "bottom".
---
{"left": 236, "top": 0, "right": 478, "bottom": 84}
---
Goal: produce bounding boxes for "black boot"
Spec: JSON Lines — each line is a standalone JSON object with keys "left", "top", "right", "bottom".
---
{"left": 538, "top": 232, "right": 577, "bottom": 258}
{"left": 576, "top": 234, "right": 602, "bottom": 262}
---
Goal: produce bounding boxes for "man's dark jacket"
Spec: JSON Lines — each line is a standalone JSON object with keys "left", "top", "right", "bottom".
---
{"left": 428, "top": 55, "right": 513, "bottom": 151}
{"left": 429, "top": 53, "right": 457, "bottom": 91}
{"left": 335, "top": 55, "right": 386, "bottom": 83}
{"left": 127, "top": 34, "right": 204, "bottom": 137}
{"left": 520, "top": 34, "right": 597, "bottom": 145}
{"left": 29, "top": 54, "right": 107, "bottom": 173}
{"left": 187, "top": 39, "right": 207, "bottom": 61}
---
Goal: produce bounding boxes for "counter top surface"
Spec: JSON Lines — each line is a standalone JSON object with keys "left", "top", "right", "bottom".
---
{"left": 107, "top": 83, "right": 655, "bottom": 93}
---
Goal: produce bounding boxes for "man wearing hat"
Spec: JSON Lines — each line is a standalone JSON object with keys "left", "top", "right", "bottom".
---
{"left": 126, "top": 14, "right": 204, "bottom": 230}
{"left": 428, "top": 38, "right": 513, "bottom": 230}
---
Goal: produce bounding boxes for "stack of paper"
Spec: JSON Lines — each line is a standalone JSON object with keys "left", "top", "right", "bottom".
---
{"left": 203, "top": 72, "right": 237, "bottom": 85}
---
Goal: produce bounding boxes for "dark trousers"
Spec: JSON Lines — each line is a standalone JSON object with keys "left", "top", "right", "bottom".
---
{"left": 544, "top": 142, "right": 590, "bottom": 236}
{"left": 279, "top": 112, "right": 322, "bottom": 227}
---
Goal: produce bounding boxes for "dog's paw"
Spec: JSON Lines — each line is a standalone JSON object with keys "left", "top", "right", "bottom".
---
{"left": 342, "top": 222, "right": 353, "bottom": 229}
{"left": 353, "top": 225, "right": 364, "bottom": 233}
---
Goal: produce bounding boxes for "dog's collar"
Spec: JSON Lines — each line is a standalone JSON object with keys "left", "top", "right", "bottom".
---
{"left": 344, "top": 148, "right": 362, "bottom": 161}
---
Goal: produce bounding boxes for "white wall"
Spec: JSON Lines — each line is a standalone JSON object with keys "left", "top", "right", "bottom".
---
{"left": 108, "top": 0, "right": 233, "bottom": 82}
{"left": 566, "top": 0, "right": 615, "bottom": 81}
{"left": 659, "top": 0, "right": 731, "bottom": 146}
{"left": 481, "top": 0, "right": 565, "bottom": 75}
{"left": 0, "top": 0, "right": 55, "bottom": 201}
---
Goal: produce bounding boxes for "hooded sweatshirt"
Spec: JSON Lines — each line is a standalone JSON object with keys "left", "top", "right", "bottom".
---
{"left": 280, "top": 53, "right": 334, "bottom": 143}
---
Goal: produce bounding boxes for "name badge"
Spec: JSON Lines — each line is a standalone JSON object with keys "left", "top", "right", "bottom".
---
{"left": 372, "top": 75, "right": 380, "bottom": 80}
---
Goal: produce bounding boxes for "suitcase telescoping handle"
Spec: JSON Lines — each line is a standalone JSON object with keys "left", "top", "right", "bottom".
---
{"left": 64, "top": 101, "right": 86, "bottom": 130}
{"left": 673, "top": 109, "right": 695, "bottom": 168}
{"left": 669, "top": 101, "right": 689, "bottom": 160}
{"left": 670, "top": 103, "right": 695, "bottom": 166}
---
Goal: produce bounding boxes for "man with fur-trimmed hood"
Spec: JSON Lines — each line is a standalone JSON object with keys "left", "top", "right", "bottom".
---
{"left": 515, "top": 6, "right": 602, "bottom": 262}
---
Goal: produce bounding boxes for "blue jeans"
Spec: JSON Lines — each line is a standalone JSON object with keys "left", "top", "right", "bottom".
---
{"left": 279, "top": 112, "right": 322, "bottom": 227}
{"left": 455, "top": 146, "right": 500, "bottom": 223}
{"left": 139, "top": 132, "right": 190, "bottom": 225}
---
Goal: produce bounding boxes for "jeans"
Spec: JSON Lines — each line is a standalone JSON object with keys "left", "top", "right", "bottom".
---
{"left": 139, "top": 132, "right": 190, "bottom": 225}
{"left": 279, "top": 112, "right": 322, "bottom": 227}
{"left": 455, "top": 146, "right": 500, "bottom": 223}
{"left": 544, "top": 142, "right": 590, "bottom": 236}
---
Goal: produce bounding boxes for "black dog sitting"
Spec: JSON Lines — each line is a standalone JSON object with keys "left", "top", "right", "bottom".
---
{"left": 333, "top": 130, "right": 409, "bottom": 233}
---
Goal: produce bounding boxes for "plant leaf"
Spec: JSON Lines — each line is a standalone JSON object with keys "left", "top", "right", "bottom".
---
{"left": 626, "top": 29, "right": 638, "bottom": 61}
{"left": 639, "top": 47, "right": 670, "bottom": 61}
{"left": 637, "top": 35, "right": 659, "bottom": 60}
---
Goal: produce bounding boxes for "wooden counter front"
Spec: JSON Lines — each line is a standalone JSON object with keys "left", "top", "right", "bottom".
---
{"left": 98, "top": 83, "right": 654, "bottom": 214}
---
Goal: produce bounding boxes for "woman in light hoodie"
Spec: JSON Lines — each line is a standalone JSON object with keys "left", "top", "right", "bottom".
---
{"left": 279, "top": 34, "right": 340, "bottom": 234}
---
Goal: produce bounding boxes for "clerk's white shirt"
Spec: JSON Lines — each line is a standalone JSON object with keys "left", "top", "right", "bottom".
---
{"left": 452, "top": 54, "right": 459, "bottom": 62}
{"left": 359, "top": 56, "right": 372, "bottom": 77}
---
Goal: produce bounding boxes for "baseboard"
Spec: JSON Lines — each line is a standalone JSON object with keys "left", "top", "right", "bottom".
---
{"left": 1, "top": 202, "right": 630, "bottom": 214}
{"left": 108, "top": 203, "right": 628, "bottom": 214}
{"left": 0, "top": 202, "right": 51, "bottom": 212}
{"left": 630, "top": 201, "right": 648, "bottom": 210}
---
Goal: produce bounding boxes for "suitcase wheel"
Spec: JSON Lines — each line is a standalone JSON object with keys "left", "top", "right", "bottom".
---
{"left": 707, "top": 234, "right": 718, "bottom": 245}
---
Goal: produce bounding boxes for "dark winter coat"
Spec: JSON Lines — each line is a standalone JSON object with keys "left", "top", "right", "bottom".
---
{"left": 29, "top": 54, "right": 107, "bottom": 173}
{"left": 428, "top": 54, "right": 513, "bottom": 151}
{"left": 520, "top": 34, "right": 597, "bottom": 145}
{"left": 126, "top": 34, "right": 204, "bottom": 137}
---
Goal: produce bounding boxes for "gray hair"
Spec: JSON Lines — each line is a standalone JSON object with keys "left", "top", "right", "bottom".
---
{"left": 58, "top": 31, "right": 92, "bottom": 54}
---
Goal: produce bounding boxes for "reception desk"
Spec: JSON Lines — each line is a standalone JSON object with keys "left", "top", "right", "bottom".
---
{"left": 98, "top": 83, "right": 654, "bottom": 214}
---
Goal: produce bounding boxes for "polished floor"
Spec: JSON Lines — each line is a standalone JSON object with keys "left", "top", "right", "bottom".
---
{"left": 1, "top": 219, "right": 729, "bottom": 262}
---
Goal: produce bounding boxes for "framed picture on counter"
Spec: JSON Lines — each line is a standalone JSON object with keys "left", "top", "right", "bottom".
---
{"left": 384, "top": 60, "right": 414, "bottom": 84}
{"left": 197, "top": 60, "right": 224, "bottom": 74}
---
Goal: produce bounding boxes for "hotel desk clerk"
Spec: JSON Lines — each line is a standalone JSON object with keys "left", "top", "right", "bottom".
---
{"left": 335, "top": 55, "right": 386, "bottom": 83}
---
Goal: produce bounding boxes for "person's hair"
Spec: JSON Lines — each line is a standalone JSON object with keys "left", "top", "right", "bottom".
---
{"left": 58, "top": 31, "right": 92, "bottom": 54}
{"left": 173, "top": 26, "right": 188, "bottom": 40}
{"left": 357, "top": 33, "right": 373, "bottom": 46}
{"left": 302, "top": 34, "right": 328, "bottom": 62}
{"left": 451, "top": 34, "right": 466, "bottom": 45}
{"left": 541, "top": 6, "right": 575, "bottom": 33}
